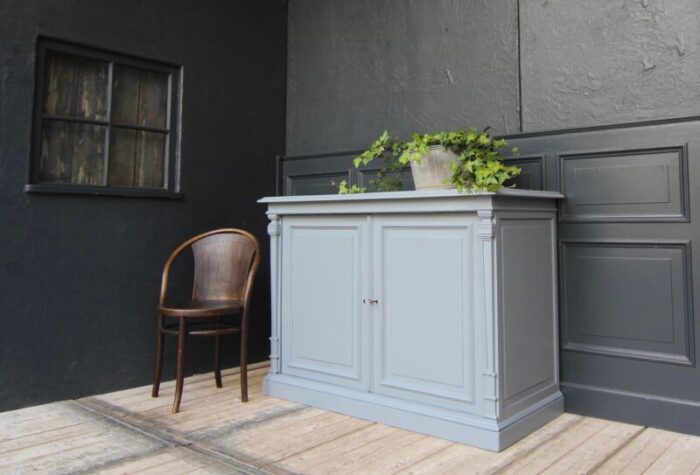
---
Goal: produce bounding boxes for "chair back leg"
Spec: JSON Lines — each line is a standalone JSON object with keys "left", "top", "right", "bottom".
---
{"left": 172, "top": 316, "right": 188, "bottom": 414}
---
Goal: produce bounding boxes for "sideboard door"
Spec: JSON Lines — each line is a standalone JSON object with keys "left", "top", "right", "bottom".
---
{"left": 371, "top": 214, "right": 480, "bottom": 412}
{"left": 281, "top": 216, "right": 370, "bottom": 390}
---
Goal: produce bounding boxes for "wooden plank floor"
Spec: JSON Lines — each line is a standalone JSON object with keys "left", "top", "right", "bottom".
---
{"left": 3, "top": 363, "right": 700, "bottom": 474}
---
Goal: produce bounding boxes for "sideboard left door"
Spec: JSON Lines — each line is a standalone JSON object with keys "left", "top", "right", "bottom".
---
{"left": 280, "top": 215, "right": 370, "bottom": 390}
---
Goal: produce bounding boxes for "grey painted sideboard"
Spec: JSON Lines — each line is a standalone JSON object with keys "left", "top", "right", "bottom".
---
{"left": 259, "top": 189, "right": 564, "bottom": 451}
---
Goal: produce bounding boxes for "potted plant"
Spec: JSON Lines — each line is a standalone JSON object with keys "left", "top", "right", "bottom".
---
{"left": 338, "top": 128, "right": 521, "bottom": 193}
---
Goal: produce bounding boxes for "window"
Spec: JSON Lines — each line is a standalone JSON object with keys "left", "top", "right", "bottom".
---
{"left": 27, "top": 39, "right": 181, "bottom": 198}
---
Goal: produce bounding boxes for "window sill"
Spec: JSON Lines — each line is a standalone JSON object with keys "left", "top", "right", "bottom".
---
{"left": 24, "top": 183, "right": 183, "bottom": 200}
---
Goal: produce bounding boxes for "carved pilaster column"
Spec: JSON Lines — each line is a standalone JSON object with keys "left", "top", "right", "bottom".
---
{"left": 478, "top": 210, "right": 498, "bottom": 419}
{"left": 267, "top": 212, "right": 282, "bottom": 373}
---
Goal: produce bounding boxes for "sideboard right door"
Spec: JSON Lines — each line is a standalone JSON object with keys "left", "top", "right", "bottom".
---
{"left": 371, "top": 214, "right": 481, "bottom": 413}
{"left": 281, "top": 215, "right": 370, "bottom": 391}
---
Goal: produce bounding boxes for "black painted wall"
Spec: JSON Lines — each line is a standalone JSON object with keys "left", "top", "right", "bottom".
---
{"left": 0, "top": 0, "right": 287, "bottom": 411}
{"left": 286, "top": 0, "right": 700, "bottom": 154}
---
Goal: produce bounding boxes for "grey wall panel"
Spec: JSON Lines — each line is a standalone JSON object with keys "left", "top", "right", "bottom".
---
{"left": 560, "top": 240, "right": 694, "bottom": 366}
{"left": 286, "top": 0, "right": 520, "bottom": 154}
{"left": 559, "top": 147, "right": 688, "bottom": 222}
{"left": 281, "top": 154, "right": 357, "bottom": 195}
{"left": 505, "top": 156, "right": 545, "bottom": 191}
{"left": 521, "top": 0, "right": 700, "bottom": 131}
{"left": 288, "top": 172, "right": 350, "bottom": 196}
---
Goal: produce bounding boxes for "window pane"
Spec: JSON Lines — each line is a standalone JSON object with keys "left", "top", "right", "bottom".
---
{"left": 108, "top": 128, "right": 137, "bottom": 187}
{"left": 111, "top": 65, "right": 140, "bottom": 125}
{"left": 43, "top": 51, "right": 108, "bottom": 120}
{"left": 109, "top": 129, "right": 166, "bottom": 188}
{"left": 39, "top": 121, "right": 106, "bottom": 185}
{"left": 71, "top": 123, "right": 106, "bottom": 185}
{"left": 135, "top": 131, "right": 166, "bottom": 188}
{"left": 39, "top": 120, "right": 75, "bottom": 183}
{"left": 43, "top": 53, "right": 77, "bottom": 118}
{"left": 112, "top": 65, "right": 168, "bottom": 129}
{"left": 138, "top": 71, "right": 168, "bottom": 128}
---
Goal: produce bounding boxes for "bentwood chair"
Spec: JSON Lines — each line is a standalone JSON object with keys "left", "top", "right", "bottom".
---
{"left": 151, "top": 228, "right": 261, "bottom": 414}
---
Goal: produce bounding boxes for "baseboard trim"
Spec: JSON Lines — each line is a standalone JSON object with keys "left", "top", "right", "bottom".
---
{"left": 562, "top": 382, "right": 700, "bottom": 435}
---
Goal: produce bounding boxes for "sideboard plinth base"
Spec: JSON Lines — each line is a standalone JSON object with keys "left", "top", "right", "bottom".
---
{"left": 264, "top": 373, "right": 564, "bottom": 452}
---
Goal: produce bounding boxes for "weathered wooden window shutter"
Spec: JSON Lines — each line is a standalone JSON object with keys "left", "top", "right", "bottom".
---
{"left": 30, "top": 39, "right": 180, "bottom": 197}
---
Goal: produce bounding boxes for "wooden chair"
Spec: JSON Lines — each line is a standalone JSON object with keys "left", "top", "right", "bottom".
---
{"left": 151, "top": 228, "right": 261, "bottom": 414}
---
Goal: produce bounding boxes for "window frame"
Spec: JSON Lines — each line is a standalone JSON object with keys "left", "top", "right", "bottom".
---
{"left": 25, "top": 37, "right": 183, "bottom": 199}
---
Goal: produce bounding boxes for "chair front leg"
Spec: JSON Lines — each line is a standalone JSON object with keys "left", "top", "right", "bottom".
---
{"left": 172, "top": 316, "right": 187, "bottom": 414}
{"left": 214, "top": 331, "right": 223, "bottom": 388}
{"left": 152, "top": 314, "right": 164, "bottom": 398}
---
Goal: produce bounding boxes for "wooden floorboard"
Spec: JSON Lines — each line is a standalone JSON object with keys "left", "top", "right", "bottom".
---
{"left": 3, "top": 363, "right": 700, "bottom": 474}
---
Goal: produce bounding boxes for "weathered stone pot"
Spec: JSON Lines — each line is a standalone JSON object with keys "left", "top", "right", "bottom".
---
{"left": 409, "top": 145, "right": 459, "bottom": 189}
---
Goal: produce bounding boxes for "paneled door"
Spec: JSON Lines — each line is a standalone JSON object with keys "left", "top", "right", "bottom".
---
{"left": 371, "top": 215, "right": 480, "bottom": 413}
{"left": 281, "top": 216, "right": 370, "bottom": 390}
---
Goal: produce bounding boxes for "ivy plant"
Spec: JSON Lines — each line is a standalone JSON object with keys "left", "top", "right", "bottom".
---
{"left": 338, "top": 128, "right": 521, "bottom": 193}
{"left": 449, "top": 131, "right": 521, "bottom": 192}
{"left": 334, "top": 180, "right": 366, "bottom": 194}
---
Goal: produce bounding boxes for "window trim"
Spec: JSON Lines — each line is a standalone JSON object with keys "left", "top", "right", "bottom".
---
{"left": 27, "top": 37, "right": 183, "bottom": 198}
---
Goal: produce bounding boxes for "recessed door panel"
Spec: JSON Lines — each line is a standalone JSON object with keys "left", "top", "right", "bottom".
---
{"left": 281, "top": 216, "right": 369, "bottom": 390}
{"left": 372, "top": 215, "right": 478, "bottom": 412}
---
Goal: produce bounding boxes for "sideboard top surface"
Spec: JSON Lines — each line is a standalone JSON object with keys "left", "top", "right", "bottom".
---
{"left": 259, "top": 188, "right": 563, "bottom": 215}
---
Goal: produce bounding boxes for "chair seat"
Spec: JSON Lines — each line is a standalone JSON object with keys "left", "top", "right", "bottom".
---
{"left": 161, "top": 320, "right": 241, "bottom": 337}
{"left": 159, "top": 298, "right": 243, "bottom": 317}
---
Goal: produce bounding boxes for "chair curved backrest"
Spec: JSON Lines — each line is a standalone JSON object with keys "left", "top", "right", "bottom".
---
{"left": 161, "top": 228, "right": 261, "bottom": 306}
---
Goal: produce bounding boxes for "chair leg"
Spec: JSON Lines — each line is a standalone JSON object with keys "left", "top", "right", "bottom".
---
{"left": 240, "top": 313, "right": 249, "bottom": 403}
{"left": 214, "top": 334, "right": 223, "bottom": 388}
{"left": 151, "top": 326, "right": 164, "bottom": 398}
{"left": 172, "top": 317, "right": 187, "bottom": 414}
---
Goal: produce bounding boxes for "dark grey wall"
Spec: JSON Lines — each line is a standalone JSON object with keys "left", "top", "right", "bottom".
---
{"left": 286, "top": 0, "right": 700, "bottom": 153}
{"left": 520, "top": 0, "right": 700, "bottom": 131}
{"left": 0, "top": 0, "right": 287, "bottom": 411}
{"left": 286, "top": 0, "right": 519, "bottom": 154}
